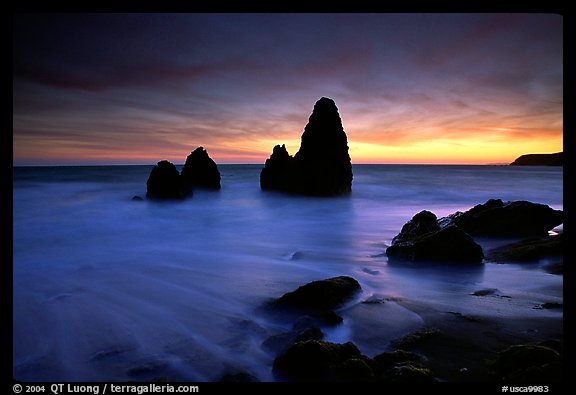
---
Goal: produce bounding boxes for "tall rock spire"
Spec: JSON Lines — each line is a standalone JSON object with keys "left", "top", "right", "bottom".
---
{"left": 260, "top": 97, "right": 353, "bottom": 196}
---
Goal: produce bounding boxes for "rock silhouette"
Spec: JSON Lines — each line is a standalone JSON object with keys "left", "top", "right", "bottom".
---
{"left": 510, "top": 152, "right": 563, "bottom": 166}
{"left": 386, "top": 210, "right": 484, "bottom": 264}
{"left": 181, "top": 147, "right": 221, "bottom": 192}
{"left": 391, "top": 210, "right": 440, "bottom": 245}
{"left": 145, "top": 147, "right": 221, "bottom": 200}
{"left": 260, "top": 144, "right": 293, "bottom": 191}
{"left": 260, "top": 97, "right": 353, "bottom": 196}
{"left": 146, "top": 160, "right": 186, "bottom": 200}
{"left": 274, "top": 276, "right": 361, "bottom": 312}
{"left": 386, "top": 199, "right": 563, "bottom": 263}
{"left": 439, "top": 199, "right": 563, "bottom": 237}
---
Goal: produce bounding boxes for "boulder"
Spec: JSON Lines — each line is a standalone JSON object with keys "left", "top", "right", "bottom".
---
{"left": 391, "top": 210, "right": 440, "bottom": 245}
{"left": 262, "top": 327, "right": 324, "bottom": 355}
{"left": 386, "top": 210, "right": 484, "bottom": 264}
{"left": 440, "top": 199, "right": 563, "bottom": 237}
{"left": 273, "top": 340, "right": 436, "bottom": 382}
{"left": 272, "top": 340, "right": 370, "bottom": 381}
{"left": 180, "top": 147, "right": 221, "bottom": 192}
{"left": 486, "top": 233, "right": 563, "bottom": 263}
{"left": 488, "top": 341, "right": 562, "bottom": 382}
{"left": 146, "top": 160, "right": 186, "bottom": 200}
{"left": 260, "top": 97, "right": 353, "bottom": 196}
{"left": 273, "top": 276, "right": 361, "bottom": 312}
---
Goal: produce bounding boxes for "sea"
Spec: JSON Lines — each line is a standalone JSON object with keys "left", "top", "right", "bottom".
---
{"left": 12, "top": 164, "right": 563, "bottom": 381}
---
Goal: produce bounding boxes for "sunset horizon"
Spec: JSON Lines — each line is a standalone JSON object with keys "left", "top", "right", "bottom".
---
{"left": 13, "top": 13, "right": 562, "bottom": 167}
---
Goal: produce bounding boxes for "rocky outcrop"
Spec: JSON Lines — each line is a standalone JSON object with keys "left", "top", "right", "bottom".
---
{"left": 386, "top": 200, "right": 562, "bottom": 264}
{"left": 386, "top": 211, "right": 484, "bottom": 264}
{"left": 272, "top": 340, "right": 368, "bottom": 382}
{"left": 391, "top": 210, "right": 440, "bottom": 245}
{"left": 485, "top": 233, "right": 563, "bottom": 263}
{"left": 273, "top": 276, "right": 361, "bottom": 313}
{"left": 488, "top": 340, "right": 562, "bottom": 382}
{"left": 272, "top": 340, "right": 435, "bottom": 382}
{"left": 181, "top": 147, "right": 221, "bottom": 192}
{"left": 145, "top": 147, "right": 221, "bottom": 200}
{"left": 146, "top": 160, "right": 186, "bottom": 200}
{"left": 439, "top": 199, "right": 563, "bottom": 237}
{"left": 259, "top": 144, "right": 293, "bottom": 191}
{"left": 510, "top": 152, "right": 563, "bottom": 166}
{"left": 260, "top": 97, "right": 353, "bottom": 196}
{"left": 261, "top": 276, "right": 361, "bottom": 365}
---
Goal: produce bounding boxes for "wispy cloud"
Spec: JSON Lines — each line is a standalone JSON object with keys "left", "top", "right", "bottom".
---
{"left": 13, "top": 13, "right": 563, "bottom": 165}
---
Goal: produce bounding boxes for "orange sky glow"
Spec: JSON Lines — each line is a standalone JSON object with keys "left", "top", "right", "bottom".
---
{"left": 13, "top": 13, "right": 563, "bottom": 166}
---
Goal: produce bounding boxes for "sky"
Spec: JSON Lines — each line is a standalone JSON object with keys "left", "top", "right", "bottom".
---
{"left": 12, "top": 13, "right": 563, "bottom": 165}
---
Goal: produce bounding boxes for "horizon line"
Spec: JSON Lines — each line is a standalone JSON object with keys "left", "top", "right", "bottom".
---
{"left": 13, "top": 162, "right": 521, "bottom": 168}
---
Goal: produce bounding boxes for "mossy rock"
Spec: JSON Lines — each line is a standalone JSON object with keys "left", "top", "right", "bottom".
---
{"left": 274, "top": 276, "right": 361, "bottom": 311}
{"left": 394, "top": 328, "right": 442, "bottom": 350}
{"left": 489, "top": 341, "right": 562, "bottom": 382}
{"left": 486, "top": 234, "right": 563, "bottom": 263}
{"left": 272, "top": 340, "right": 367, "bottom": 382}
{"left": 379, "top": 361, "right": 436, "bottom": 382}
{"left": 372, "top": 350, "right": 422, "bottom": 372}
{"left": 335, "top": 357, "right": 375, "bottom": 381}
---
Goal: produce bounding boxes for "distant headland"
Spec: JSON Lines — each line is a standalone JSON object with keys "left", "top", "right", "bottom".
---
{"left": 510, "top": 152, "right": 563, "bottom": 166}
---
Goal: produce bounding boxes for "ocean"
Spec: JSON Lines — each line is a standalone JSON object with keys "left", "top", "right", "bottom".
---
{"left": 12, "top": 164, "right": 563, "bottom": 381}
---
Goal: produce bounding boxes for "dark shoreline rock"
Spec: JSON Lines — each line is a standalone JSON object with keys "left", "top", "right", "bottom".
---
{"left": 488, "top": 341, "right": 562, "bottom": 382}
{"left": 260, "top": 97, "right": 353, "bottom": 196}
{"left": 440, "top": 199, "right": 563, "bottom": 237}
{"left": 486, "top": 233, "right": 563, "bottom": 263}
{"left": 510, "top": 152, "right": 563, "bottom": 166}
{"left": 272, "top": 340, "right": 366, "bottom": 382}
{"left": 386, "top": 211, "right": 484, "bottom": 264}
{"left": 386, "top": 199, "right": 562, "bottom": 264}
{"left": 272, "top": 340, "right": 435, "bottom": 382}
{"left": 273, "top": 276, "right": 361, "bottom": 312}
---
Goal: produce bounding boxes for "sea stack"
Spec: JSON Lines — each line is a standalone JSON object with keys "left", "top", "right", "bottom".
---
{"left": 146, "top": 160, "right": 186, "bottom": 200}
{"left": 260, "top": 97, "right": 353, "bottom": 196}
{"left": 145, "top": 147, "right": 221, "bottom": 200}
{"left": 181, "top": 147, "right": 221, "bottom": 192}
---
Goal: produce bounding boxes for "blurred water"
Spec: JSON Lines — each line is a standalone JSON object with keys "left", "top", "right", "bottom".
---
{"left": 12, "top": 164, "right": 563, "bottom": 381}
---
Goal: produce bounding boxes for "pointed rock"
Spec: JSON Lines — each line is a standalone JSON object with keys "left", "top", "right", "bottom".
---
{"left": 261, "top": 97, "right": 353, "bottom": 196}
{"left": 260, "top": 144, "right": 293, "bottom": 191}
